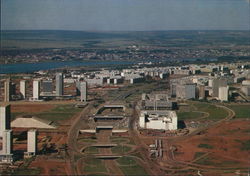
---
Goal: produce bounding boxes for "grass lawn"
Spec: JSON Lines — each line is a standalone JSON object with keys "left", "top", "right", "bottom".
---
{"left": 195, "top": 155, "right": 240, "bottom": 167}
{"left": 198, "top": 143, "right": 214, "bottom": 149}
{"left": 177, "top": 111, "right": 204, "bottom": 120}
{"left": 119, "top": 165, "right": 148, "bottom": 176}
{"left": 193, "top": 103, "right": 228, "bottom": 120}
{"left": 227, "top": 105, "right": 250, "bottom": 118}
{"left": 111, "top": 137, "right": 129, "bottom": 144}
{"left": 12, "top": 168, "right": 41, "bottom": 175}
{"left": 111, "top": 145, "right": 132, "bottom": 154}
{"left": 117, "top": 157, "right": 137, "bottom": 166}
{"left": 84, "top": 158, "right": 107, "bottom": 173}
{"left": 77, "top": 138, "right": 97, "bottom": 143}
{"left": 84, "top": 147, "right": 99, "bottom": 154}
{"left": 193, "top": 152, "right": 206, "bottom": 160}
{"left": 11, "top": 104, "right": 81, "bottom": 123}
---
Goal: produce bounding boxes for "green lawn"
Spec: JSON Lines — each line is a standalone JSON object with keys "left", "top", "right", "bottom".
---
{"left": 117, "top": 157, "right": 137, "bottom": 166}
{"left": 84, "top": 147, "right": 99, "bottom": 154}
{"left": 11, "top": 104, "right": 82, "bottom": 123}
{"left": 177, "top": 111, "right": 204, "bottom": 120}
{"left": 198, "top": 143, "right": 214, "bottom": 149}
{"left": 193, "top": 152, "right": 206, "bottom": 160}
{"left": 84, "top": 158, "right": 107, "bottom": 173}
{"left": 111, "top": 145, "right": 132, "bottom": 154}
{"left": 111, "top": 137, "right": 129, "bottom": 144}
{"left": 193, "top": 103, "right": 228, "bottom": 120}
{"left": 12, "top": 168, "right": 41, "bottom": 175}
{"left": 119, "top": 165, "right": 148, "bottom": 176}
{"left": 227, "top": 105, "right": 250, "bottom": 118}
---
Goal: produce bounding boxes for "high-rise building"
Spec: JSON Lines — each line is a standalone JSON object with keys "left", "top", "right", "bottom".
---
{"left": 0, "top": 104, "right": 11, "bottom": 137}
{"left": 0, "top": 130, "right": 13, "bottom": 163}
{"left": 33, "top": 80, "right": 40, "bottom": 100}
{"left": 56, "top": 73, "right": 64, "bottom": 96}
{"left": 27, "top": 130, "right": 37, "bottom": 156}
{"left": 212, "top": 78, "right": 227, "bottom": 98}
{"left": 41, "top": 80, "right": 53, "bottom": 93}
{"left": 2, "top": 130, "right": 13, "bottom": 155}
{"left": 4, "top": 79, "right": 11, "bottom": 102}
{"left": 80, "top": 82, "right": 87, "bottom": 102}
{"left": 218, "top": 86, "right": 229, "bottom": 101}
{"left": 20, "top": 80, "right": 26, "bottom": 99}
{"left": 176, "top": 84, "right": 196, "bottom": 99}
{"left": 198, "top": 85, "right": 205, "bottom": 99}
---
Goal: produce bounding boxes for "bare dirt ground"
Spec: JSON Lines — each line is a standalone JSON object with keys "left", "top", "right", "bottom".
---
{"left": 172, "top": 119, "right": 250, "bottom": 166}
{"left": 30, "top": 156, "right": 68, "bottom": 176}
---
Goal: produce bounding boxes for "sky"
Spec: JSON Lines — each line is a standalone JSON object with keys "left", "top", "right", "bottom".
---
{"left": 1, "top": 0, "right": 250, "bottom": 31}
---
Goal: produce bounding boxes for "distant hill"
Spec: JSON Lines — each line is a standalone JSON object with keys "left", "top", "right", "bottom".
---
{"left": 1, "top": 30, "right": 250, "bottom": 49}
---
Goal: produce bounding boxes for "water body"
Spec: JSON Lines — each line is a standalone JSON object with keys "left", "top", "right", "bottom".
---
{"left": 0, "top": 60, "right": 136, "bottom": 74}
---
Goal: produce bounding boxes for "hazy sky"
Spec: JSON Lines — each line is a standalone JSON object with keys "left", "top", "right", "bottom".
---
{"left": 2, "top": 0, "right": 250, "bottom": 31}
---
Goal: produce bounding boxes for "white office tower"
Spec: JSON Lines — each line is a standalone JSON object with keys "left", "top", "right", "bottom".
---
{"left": 2, "top": 130, "right": 12, "bottom": 154}
{"left": 0, "top": 104, "right": 11, "bottom": 137}
{"left": 4, "top": 79, "right": 11, "bottom": 102}
{"left": 20, "top": 80, "right": 26, "bottom": 99}
{"left": 27, "top": 130, "right": 37, "bottom": 156}
{"left": 218, "top": 86, "right": 229, "bottom": 101}
{"left": 33, "top": 80, "right": 40, "bottom": 100}
{"left": 80, "top": 82, "right": 87, "bottom": 102}
{"left": 0, "top": 130, "right": 13, "bottom": 163}
{"left": 56, "top": 73, "right": 64, "bottom": 96}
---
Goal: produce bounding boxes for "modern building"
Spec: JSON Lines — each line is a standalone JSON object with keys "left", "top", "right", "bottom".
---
{"left": 4, "top": 79, "right": 11, "bottom": 102}
{"left": 139, "top": 110, "right": 178, "bottom": 130}
{"left": 0, "top": 104, "right": 11, "bottom": 137}
{"left": 41, "top": 80, "right": 53, "bottom": 93}
{"left": 33, "top": 80, "right": 40, "bottom": 100}
{"left": 241, "top": 86, "right": 250, "bottom": 96}
{"left": 56, "top": 73, "right": 64, "bottom": 96}
{"left": 26, "top": 130, "right": 37, "bottom": 157}
{"left": 198, "top": 84, "right": 205, "bottom": 99}
{"left": 80, "top": 81, "right": 87, "bottom": 102}
{"left": 0, "top": 130, "right": 13, "bottom": 163}
{"left": 141, "top": 93, "right": 176, "bottom": 110}
{"left": 176, "top": 84, "right": 196, "bottom": 99}
{"left": 212, "top": 78, "right": 227, "bottom": 98}
{"left": 20, "top": 80, "right": 26, "bottom": 99}
{"left": 218, "top": 86, "right": 229, "bottom": 101}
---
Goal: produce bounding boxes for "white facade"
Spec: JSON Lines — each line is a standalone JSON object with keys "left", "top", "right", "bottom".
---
{"left": 20, "top": 80, "right": 26, "bottom": 99}
{"left": 27, "top": 130, "right": 37, "bottom": 155}
{"left": 80, "top": 82, "right": 87, "bottom": 102}
{"left": 218, "top": 86, "right": 229, "bottom": 101}
{"left": 139, "top": 111, "right": 178, "bottom": 130}
{"left": 0, "top": 105, "right": 11, "bottom": 137}
{"left": 1, "top": 130, "right": 12, "bottom": 155}
{"left": 33, "top": 80, "right": 40, "bottom": 100}
{"left": 56, "top": 73, "right": 64, "bottom": 96}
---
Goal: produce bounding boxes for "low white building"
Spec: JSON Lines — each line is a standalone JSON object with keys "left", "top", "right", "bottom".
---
{"left": 139, "top": 110, "right": 178, "bottom": 130}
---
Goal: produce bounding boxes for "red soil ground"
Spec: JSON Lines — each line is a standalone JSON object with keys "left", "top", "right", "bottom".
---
{"left": 171, "top": 119, "right": 250, "bottom": 167}
{"left": 11, "top": 104, "right": 55, "bottom": 113}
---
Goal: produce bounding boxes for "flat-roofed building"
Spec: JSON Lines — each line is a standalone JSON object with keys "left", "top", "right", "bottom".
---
{"left": 0, "top": 104, "right": 11, "bottom": 137}
{"left": 56, "top": 73, "right": 64, "bottom": 96}
{"left": 20, "top": 80, "right": 26, "bottom": 99}
{"left": 33, "top": 80, "right": 40, "bottom": 100}
{"left": 139, "top": 110, "right": 178, "bottom": 130}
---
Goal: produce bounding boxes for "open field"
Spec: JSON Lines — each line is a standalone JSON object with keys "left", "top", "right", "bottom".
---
{"left": 227, "top": 105, "right": 250, "bottom": 118}
{"left": 177, "top": 101, "right": 228, "bottom": 121}
{"left": 172, "top": 119, "right": 250, "bottom": 170}
{"left": 11, "top": 103, "right": 81, "bottom": 123}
